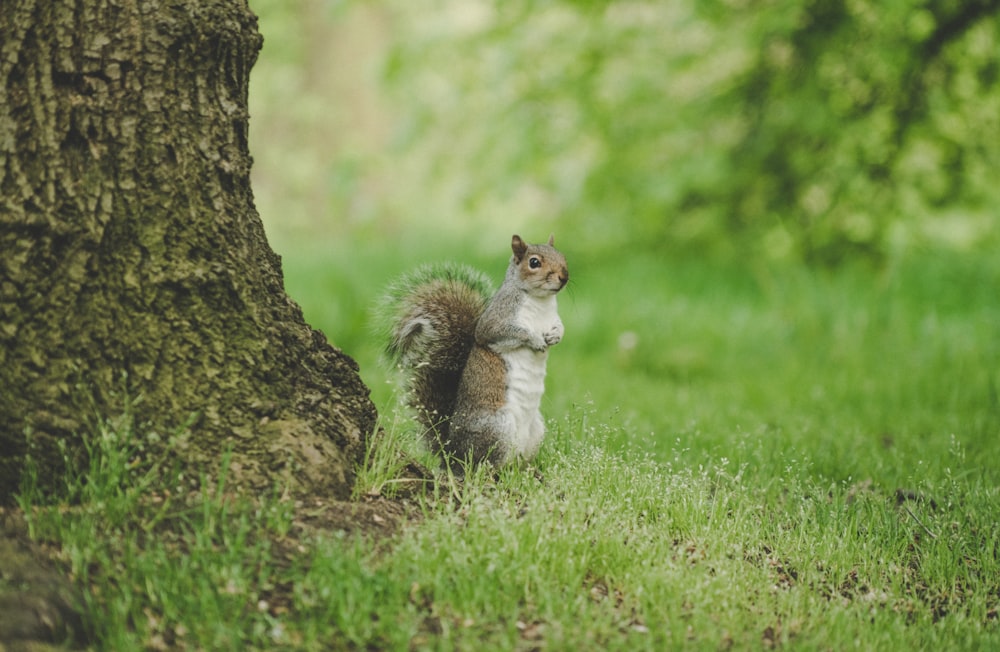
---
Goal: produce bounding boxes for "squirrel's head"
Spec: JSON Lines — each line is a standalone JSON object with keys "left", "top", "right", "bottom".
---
{"left": 510, "top": 234, "right": 569, "bottom": 296}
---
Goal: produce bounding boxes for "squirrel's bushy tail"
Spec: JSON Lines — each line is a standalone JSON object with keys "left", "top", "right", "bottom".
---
{"left": 378, "top": 263, "right": 494, "bottom": 441}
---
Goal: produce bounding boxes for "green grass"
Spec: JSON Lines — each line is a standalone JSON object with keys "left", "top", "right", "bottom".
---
{"left": 289, "top": 235, "right": 1000, "bottom": 648}
{"left": 19, "top": 236, "right": 1000, "bottom": 649}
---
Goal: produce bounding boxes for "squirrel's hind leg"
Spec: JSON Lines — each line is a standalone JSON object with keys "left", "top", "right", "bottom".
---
{"left": 448, "top": 409, "right": 513, "bottom": 468}
{"left": 522, "top": 411, "right": 546, "bottom": 460}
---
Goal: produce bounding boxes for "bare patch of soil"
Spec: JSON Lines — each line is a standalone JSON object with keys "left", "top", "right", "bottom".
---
{"left": 0, "top": 508, "right": 90, "bottom": 649}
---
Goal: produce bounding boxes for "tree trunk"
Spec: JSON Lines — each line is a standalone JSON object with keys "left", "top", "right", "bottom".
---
{"left": 0, "top": 0, "right": 376, "bottom": 502}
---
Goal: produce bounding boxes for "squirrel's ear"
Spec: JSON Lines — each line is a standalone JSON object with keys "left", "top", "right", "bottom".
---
{"left": 511, "top": 235, "right": 527, "bottom": 261}
{"left": 547, "top": 234, "right": 555, "bottom": 247}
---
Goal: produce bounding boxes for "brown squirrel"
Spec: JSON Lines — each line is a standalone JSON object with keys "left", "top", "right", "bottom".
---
{"left": 381, "top": 235, "right": 569, "bottom": 468}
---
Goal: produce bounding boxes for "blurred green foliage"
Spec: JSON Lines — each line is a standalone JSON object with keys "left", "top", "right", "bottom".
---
{"left": 695, "top": 0, "right": 1000, "bottom": 264}
{"left": 250, "top": 0, "right": 999, "bottom": 263}
{"left": 381, "top": 0, "right": 1000, "bottom": 262}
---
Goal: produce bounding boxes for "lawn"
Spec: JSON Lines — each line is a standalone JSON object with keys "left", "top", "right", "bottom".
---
{"left": 19, "top": 234, "right": 1000, "bottom": 649}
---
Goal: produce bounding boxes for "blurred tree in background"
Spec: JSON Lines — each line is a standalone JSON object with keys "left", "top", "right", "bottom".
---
{"left": 694, "top": 0, "right": 1000, "bottom": 263}
{"left": 251, "top": 0, "right": 1000, "bottom": 263}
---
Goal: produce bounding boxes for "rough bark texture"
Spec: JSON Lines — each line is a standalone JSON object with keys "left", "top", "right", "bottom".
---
{"left": 0, "top": 0, "right": 376, "bottom": 502}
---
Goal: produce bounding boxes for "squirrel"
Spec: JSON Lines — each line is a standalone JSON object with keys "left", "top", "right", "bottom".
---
{"left": 381, "top": 234, "right": 569, "bottom": 469}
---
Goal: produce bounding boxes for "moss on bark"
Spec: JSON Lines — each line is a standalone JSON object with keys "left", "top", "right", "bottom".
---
{"left": 0, "top": 0, "right": 375, "bottom": 502}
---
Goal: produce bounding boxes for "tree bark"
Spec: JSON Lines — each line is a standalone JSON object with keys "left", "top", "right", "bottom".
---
{"left": 0, "top": 0, "right": 376, "bottom": 502}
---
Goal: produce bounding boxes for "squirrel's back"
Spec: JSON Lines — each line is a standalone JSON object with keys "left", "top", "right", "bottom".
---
{"left": 379, "top": 263, "right": 494, "bottom": 441}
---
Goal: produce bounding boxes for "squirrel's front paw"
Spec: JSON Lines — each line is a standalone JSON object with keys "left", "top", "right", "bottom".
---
{"left": 529, "top": 335, "right": 549, "bottom": 352}
{"left": 543, "top": 323, "right": 564, "bottom": 346}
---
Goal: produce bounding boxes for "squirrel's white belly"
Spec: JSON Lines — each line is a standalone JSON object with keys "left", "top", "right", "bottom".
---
{"left": 502, "top": 348, "right": 548, "bottom": 457}
{"left": 501, "top": 295, "right": 560, "bottom": 458}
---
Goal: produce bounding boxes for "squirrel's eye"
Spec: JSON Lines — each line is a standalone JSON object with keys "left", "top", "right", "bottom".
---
{"left": 529, "top": 257, "right": 542, "bottom": 269}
